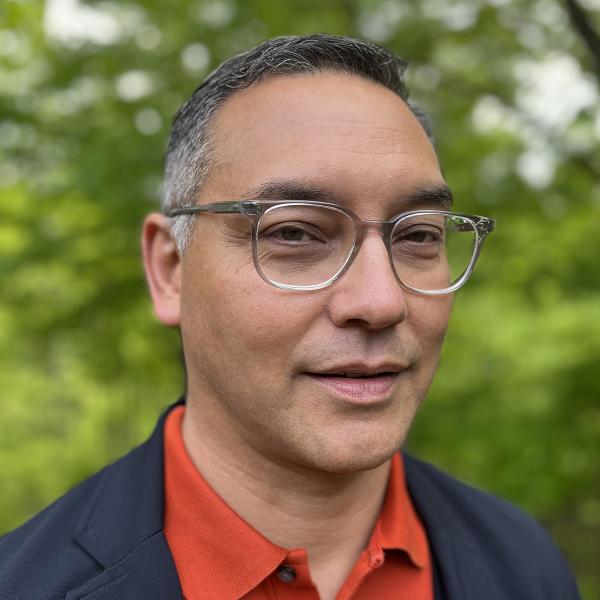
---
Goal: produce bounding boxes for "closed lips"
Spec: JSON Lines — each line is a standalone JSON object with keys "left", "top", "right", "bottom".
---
{"left": 306, "top": 363, "right": 407, "bottom": 377}
{"left": 315, "top": 371, "right": 397, "bottom": 378}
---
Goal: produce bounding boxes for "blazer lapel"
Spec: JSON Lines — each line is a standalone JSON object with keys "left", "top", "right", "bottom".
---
{"left": 68, "top": 401, "right": 186, "bottom": 599}
{"left": 404, "top": 453, "right": 502, "bottom": 600}
{"left": 66, "top": 532, "right": 182, "bottom": 599}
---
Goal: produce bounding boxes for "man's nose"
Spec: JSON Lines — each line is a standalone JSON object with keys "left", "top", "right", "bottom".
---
{"left": 326, "top": 231, "right": 408, "bottom": 330}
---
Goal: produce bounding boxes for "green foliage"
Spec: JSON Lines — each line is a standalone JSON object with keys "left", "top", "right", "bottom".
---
{"left": 1, "top": 0, "right": 599, "bottom": 596}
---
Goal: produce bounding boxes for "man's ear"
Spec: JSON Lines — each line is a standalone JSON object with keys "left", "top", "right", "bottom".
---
{"left": 141, "top": 213, "right": 182, "bottom": 326}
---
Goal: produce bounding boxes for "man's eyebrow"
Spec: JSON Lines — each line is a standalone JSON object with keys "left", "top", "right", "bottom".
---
{"left": 242, "top": 180, "right": 335, "bottom": 202}
{"left": 404, "top": 184, "right": 453, "bottom": 209}
{"left": 242, "top": 179, "right": 453, "bottom": 209}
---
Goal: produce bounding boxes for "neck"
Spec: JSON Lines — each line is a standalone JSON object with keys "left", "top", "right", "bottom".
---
{"left": 182, "top": 397, "right": 391, "bottom": 597}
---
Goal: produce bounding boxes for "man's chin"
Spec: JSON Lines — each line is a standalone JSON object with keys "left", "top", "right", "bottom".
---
{"left": 292, "top": 436, "right": 405, "bottom": 476}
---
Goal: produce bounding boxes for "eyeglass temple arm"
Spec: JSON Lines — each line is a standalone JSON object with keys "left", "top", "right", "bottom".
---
{"left": 166, "top": 202, "right": 244, "bottom": 217}
{"left": 451, "top": 217, "right": 494, "bottom": 238}
{"left": 476, "top": 217, "right": 495, "bottom": 237}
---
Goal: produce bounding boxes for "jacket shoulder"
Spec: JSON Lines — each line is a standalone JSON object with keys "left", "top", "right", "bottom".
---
{"left": 405, "top": 453, "right": 548, "bottom": 536}
{"left": 0, "top": 401, "right": 174, "bottom": 600}
{"left": 404, "top": 453, "right": 581, "bottom": 599}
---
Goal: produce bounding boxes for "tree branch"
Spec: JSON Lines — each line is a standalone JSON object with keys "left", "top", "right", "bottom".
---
{"left": 564, "top": 0, "right": 600, "bottom": 78}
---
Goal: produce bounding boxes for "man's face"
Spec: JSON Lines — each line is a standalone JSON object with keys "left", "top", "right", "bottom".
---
{"left": 178, "top": 73, "right": 453, "bottom": 473}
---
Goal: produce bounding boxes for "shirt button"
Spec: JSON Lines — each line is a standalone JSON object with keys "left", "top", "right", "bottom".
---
{"left": 277, "top": 565, "right": 297, "bottom": 583}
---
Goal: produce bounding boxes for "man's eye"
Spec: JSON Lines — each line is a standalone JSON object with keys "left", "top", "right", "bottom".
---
{"left": 396, "top": 229, "right": 442, "bottom": 244}
{"left": 263, "top": 224, "right": 323, "bottom": 243}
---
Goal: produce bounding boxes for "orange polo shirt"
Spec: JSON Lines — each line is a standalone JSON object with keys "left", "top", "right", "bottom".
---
{"left": 163, "top": 405, "right": 433, "bottom": 599}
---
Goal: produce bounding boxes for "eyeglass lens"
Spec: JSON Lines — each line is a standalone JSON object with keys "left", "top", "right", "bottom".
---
{"left": 255, "top": 205, "right": 476, "bottom": 291}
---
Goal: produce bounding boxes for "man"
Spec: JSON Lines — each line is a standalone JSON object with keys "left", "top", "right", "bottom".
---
{"left": 0, "top": 34, "right": 580, "bottom": 600}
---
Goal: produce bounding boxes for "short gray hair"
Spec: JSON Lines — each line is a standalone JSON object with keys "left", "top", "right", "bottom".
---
{"left": 162, "top": 34, "right": 433, "bottom": 253}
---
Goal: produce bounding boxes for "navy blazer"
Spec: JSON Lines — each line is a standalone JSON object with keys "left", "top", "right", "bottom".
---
{"left": 0, "top": 401, "right": 580, "bottom": 599}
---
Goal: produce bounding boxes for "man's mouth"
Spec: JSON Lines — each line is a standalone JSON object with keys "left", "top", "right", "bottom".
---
{"left": 315, "top": 371, "right": 398, "bottom": 378}
{"left": 304, "top": 364, "right": 406, "bottom": 402}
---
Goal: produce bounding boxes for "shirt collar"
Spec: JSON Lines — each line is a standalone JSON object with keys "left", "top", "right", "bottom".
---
{"left": 378, "top": 451, "right": 429, "bottom": 568}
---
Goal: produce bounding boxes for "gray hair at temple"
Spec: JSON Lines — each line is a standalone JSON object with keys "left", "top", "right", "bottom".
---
{"left": 162, "top": 33, "right": 434, "bottom": 254}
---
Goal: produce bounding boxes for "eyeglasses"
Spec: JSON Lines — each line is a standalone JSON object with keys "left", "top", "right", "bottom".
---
{"left": 166, "top": 200, "right": 495, "bottom": 295}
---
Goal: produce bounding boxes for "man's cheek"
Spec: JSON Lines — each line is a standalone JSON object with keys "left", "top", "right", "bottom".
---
{"left": 411, "top": 300, "right": 452, "bottom": 340}
{"left": 234, "top": 321, "right": 292, "bottom": 361}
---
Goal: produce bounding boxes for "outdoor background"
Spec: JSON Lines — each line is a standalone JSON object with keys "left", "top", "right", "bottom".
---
{"left": 1, "top": 0, "right": 599, "bottom": 596}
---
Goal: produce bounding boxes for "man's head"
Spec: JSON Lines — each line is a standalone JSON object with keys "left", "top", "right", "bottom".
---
{"left": 143, "top": 35, "right": 456, "bottom": 475}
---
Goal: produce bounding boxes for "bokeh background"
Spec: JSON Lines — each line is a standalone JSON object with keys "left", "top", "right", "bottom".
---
{"left": 1, "top": 0, "right": 599, "bottom": 596}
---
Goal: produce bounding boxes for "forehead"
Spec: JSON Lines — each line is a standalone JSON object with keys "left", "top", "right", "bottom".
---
{"left": 203, "top": 72, "right": 444, "bottom": 212}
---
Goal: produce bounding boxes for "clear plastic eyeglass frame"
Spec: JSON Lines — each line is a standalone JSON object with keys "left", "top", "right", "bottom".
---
{"left": 166, "top": 200, "right": 495, "bottom": 295}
